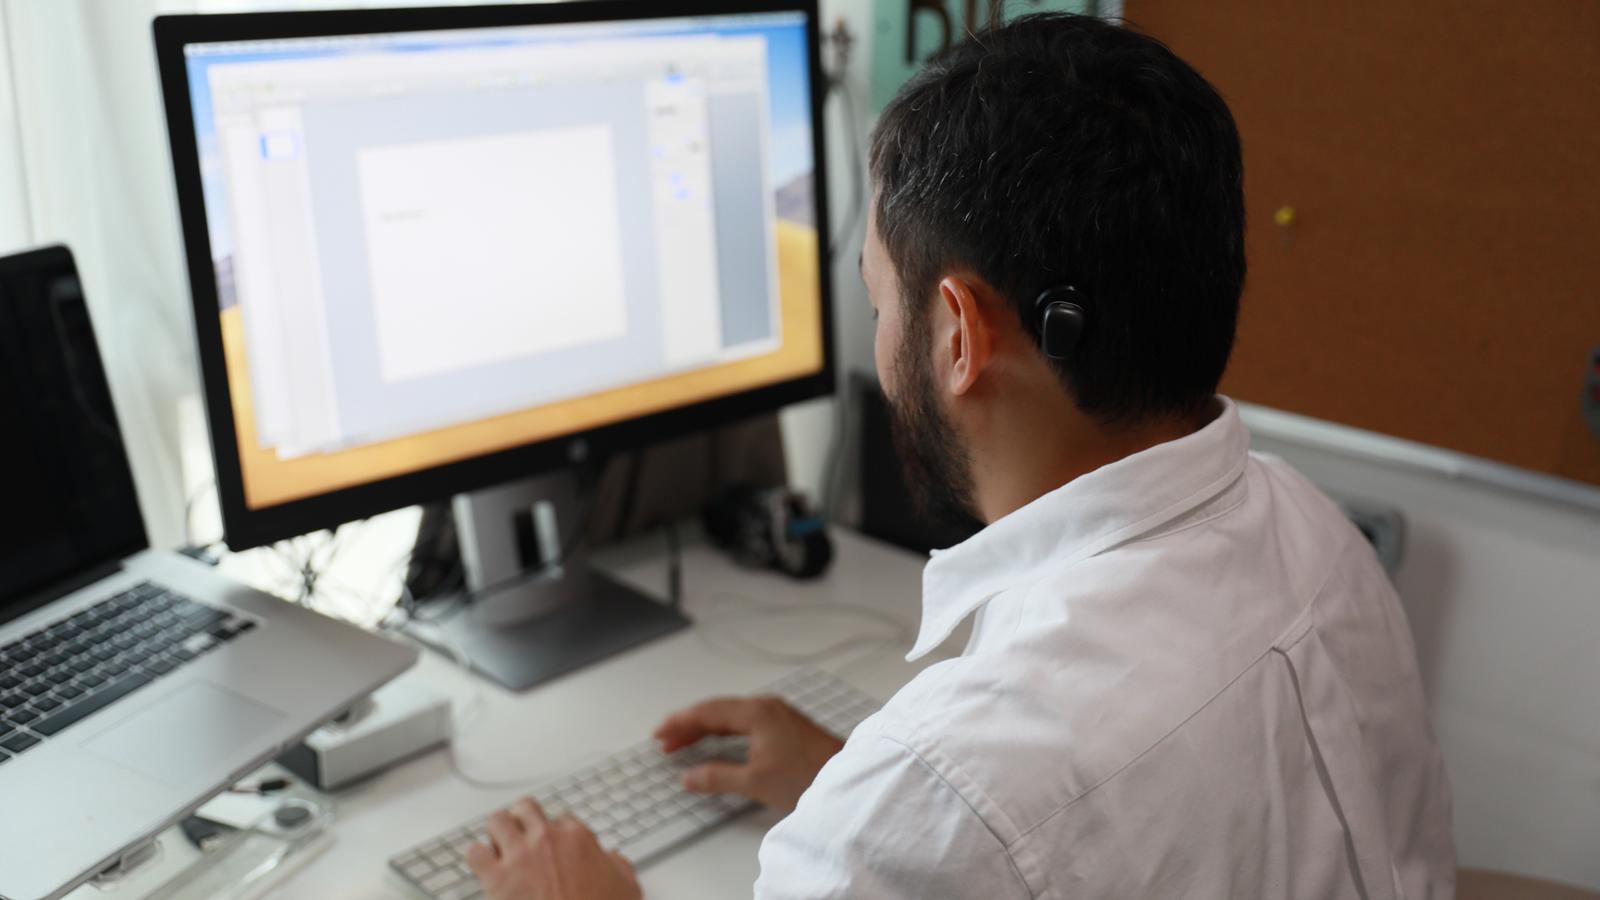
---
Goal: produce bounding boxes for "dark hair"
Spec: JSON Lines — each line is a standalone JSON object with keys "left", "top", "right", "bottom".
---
{"left": 870, "top": 13, "right": 1245, "bottom": 425}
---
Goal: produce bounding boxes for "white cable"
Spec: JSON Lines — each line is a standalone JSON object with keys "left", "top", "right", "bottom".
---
{"left": 691, "top": 589, "right": 911, "bottom": 667}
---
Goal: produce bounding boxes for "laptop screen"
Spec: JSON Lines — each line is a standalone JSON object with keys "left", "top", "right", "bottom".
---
{"left": 0, "top": 247, "right": 147, "bottom": 618}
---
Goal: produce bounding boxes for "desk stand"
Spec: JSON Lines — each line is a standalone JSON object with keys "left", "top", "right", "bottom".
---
{"left": 404, "top": 472, "right": 690, "bottom": 692}
{"left": 402, "top": 565, "right": 688, "bottom": 691}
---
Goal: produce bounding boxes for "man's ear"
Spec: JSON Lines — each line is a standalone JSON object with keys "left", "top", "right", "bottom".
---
{"left": 936, "top": 275, "right": 995, "bottom": 397}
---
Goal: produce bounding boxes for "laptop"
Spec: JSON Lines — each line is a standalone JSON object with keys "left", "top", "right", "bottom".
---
{"left": 0, "top": 245, "right": 419, "bottom": 900}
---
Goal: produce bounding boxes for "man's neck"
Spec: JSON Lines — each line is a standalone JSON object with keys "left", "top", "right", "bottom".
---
{"left": 970, "top": 399, "right": 1212, "bottom": 525}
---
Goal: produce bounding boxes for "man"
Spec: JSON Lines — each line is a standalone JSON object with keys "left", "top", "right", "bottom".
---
{"left": 467, "top": 13, "right": 1456, "bottom": 899}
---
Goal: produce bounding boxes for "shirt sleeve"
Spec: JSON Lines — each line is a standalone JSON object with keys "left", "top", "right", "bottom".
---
{"left": 752, "top": 730, "right": 1031, "bottom": 900}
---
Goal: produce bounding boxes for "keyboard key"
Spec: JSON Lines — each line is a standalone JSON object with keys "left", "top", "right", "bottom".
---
{"left": 182, "top": 634, "right": 219, "bottom": 655}
{"left": 9, "top": 707, "right": 40, "bottom": 725}
{"left": 615, "top": 815, "right": 704, "bottom": 862}
{"left": 0, "top": 749, "right": 10, "bottom": 765}
{"left": 179, "top": 606, "right": 229, "bottom": 628}
{"left": 33, "top": 673, "right": 153, "bottom": 737}
{"left": 0, "top": 731, "right": 40, "bottom": 754}
{"left": 420, "top": 869, "right": 464, "bottom": 893}
{"left": 33, "top": 696, "right": 62, "bottom": 712}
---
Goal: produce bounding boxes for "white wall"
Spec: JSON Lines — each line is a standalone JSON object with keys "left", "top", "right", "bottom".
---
{"left": 787, "top": 2, "right": 1600, "bottom": 889}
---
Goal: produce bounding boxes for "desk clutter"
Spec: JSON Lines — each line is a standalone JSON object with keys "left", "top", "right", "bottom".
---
{"left": 63, "top": 766, "right": 334, "bottom": 900}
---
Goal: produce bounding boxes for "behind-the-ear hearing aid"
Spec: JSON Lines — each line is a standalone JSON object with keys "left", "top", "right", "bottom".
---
{"left": 1033, "top": 286, "right": 1087, "bottom": 359}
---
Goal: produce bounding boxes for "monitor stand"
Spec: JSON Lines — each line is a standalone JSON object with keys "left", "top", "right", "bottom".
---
{"left": 402, "top": 471, "right": 690, "bottom": 692}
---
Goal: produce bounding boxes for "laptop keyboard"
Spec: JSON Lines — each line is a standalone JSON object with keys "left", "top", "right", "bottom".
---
{"left": 0, "top": 581, "right": 257, "bottom": 765}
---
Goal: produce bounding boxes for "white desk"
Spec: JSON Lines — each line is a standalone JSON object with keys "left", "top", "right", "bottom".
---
{"left": 264, "top": 527, "right": 959, "bottom": 899}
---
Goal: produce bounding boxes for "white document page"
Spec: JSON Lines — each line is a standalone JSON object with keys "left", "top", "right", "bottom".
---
{"left": 357, "top": 126, "right": 629, "bottom": 384}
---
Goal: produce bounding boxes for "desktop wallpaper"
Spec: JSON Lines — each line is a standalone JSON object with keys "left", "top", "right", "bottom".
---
{"left": 183, "top": 15, "right": 825, "bottom": 510}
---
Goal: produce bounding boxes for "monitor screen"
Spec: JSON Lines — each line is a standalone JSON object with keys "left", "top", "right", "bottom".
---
{"left": 175, "top": 8, "right": 826, "bottom": 518}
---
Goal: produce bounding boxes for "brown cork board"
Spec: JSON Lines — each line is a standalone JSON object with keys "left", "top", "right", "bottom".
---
{"left": 1125, "top": 0, "right": 1600, "bottom": 487}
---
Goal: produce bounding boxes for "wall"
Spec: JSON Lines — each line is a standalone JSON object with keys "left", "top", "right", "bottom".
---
{"left": 787, "top": 1, "right": 1600, "bottom": 889}
{"left": 778, "top": 0, "right": 879, "bottom": 508}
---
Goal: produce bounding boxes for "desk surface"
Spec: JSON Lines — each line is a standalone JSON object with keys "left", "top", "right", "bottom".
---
{"left": 266, "top": 527, "right": 953, "bottom": 899}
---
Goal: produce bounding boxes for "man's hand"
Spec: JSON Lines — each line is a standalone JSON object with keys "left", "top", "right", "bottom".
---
{"left": 465, "top": 797, "right": 640, "bottom": 900}
{"left": 653, "top": 695, "right": 844, "bottom": 812}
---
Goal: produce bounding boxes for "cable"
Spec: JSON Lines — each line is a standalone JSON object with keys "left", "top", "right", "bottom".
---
{"left": 228, "top": 778, "right": 290, "bottom": 795}
{"left": 827, "top": 78, "right": 868, "bottom": 263}
{"left": 665, "top": 522, "right": 683, "bottom": 611}
{"left": 819, "top": 373, "right": 860, "bottom": 520}
{"left": 691, "top": 589, "right": 911, "bottom": 667}
{"left": 610, "top": 450, "right": 647, "bottom": 543}
{"left": 181, "top": 477, "right": 221, "bottom": 553}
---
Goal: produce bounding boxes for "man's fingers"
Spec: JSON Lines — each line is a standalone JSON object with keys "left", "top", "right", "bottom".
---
{"left": 552, "top": 812, "right": 592, "bottom": 839}
{"left": 612, "top": 850, "right": 640, "bottom": 887}
{"left": 465, "top": 841, "right": 498, "bottom": 876}
{"left": 485, "top": 809, "right": 523, "bottom": 856}
{"left": 509, "top": 796, "right": 549, "bottom": 838}
{"left": 654, "top": 697, "right": 761, "bottom": 751}
{"left": 682, "top": 760, "right": 750, "bottom": 796}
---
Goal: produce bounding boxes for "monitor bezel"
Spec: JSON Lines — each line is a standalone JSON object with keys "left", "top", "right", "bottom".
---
{"left": 154, "top": 0, "right": 836, "bottom": 551}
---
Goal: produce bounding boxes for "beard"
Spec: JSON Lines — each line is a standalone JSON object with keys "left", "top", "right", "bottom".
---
{"left": 884, "top": 317, "right": 982, "bottom": 533}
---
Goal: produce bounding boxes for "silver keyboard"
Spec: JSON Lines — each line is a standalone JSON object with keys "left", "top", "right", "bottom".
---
{"left": 390, "top": 668, "right": 881, "bottom": 900}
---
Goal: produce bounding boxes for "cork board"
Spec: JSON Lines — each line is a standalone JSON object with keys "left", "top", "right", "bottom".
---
{"left": 1126, "top": 0, "right": 1600, "bottom": 487}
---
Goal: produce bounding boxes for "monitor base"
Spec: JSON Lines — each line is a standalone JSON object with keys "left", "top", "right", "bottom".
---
{"left": 402, "top": 566, "right": 690, "bottom": 692}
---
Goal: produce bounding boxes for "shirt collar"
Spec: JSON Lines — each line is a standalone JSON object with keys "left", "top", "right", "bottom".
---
{"left": 907, "top": 396, "right": 1250, "bottom": 661}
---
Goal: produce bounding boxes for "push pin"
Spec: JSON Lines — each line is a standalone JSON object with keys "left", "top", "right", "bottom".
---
{"left": 1274, "top": 205, "right": 1297, "bottom": 250}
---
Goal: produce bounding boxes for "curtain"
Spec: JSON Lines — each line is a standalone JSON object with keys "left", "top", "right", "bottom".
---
{"left": 1, "top": 0, "right": 198, "bottom": 549}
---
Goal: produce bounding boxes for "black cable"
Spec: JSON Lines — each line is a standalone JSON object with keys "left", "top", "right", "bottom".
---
{"left": 611, "top": 450, "right": 648, "bottom": 543}
{"left": 665, "top": 522, "right": 683, "bottom": 611}
{"left": 228, "top": 777, "right": 290, "bottom": 795}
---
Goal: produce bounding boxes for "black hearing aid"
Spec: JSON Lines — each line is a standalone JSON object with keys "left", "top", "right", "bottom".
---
{"left": 1034, "top": 286, "right": 1087, "bottom": 359}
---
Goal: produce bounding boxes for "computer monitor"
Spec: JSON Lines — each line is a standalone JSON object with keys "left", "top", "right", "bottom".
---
{"left": 154, "top": 0, "right": 834, "bottom": 688}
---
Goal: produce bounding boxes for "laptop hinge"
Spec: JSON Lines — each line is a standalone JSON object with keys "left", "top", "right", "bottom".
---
{"left": 1, "top": 559, "right": 125, "bottom": 628}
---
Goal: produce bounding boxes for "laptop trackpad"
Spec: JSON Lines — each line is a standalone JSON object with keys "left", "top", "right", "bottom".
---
{"left": 83, "top": 682, "right": 287, "bottom": 788}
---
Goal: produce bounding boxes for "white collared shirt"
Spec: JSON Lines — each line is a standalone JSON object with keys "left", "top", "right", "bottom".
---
{"left": 754, "top": 398, "right": 1455, "bottom": 899}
